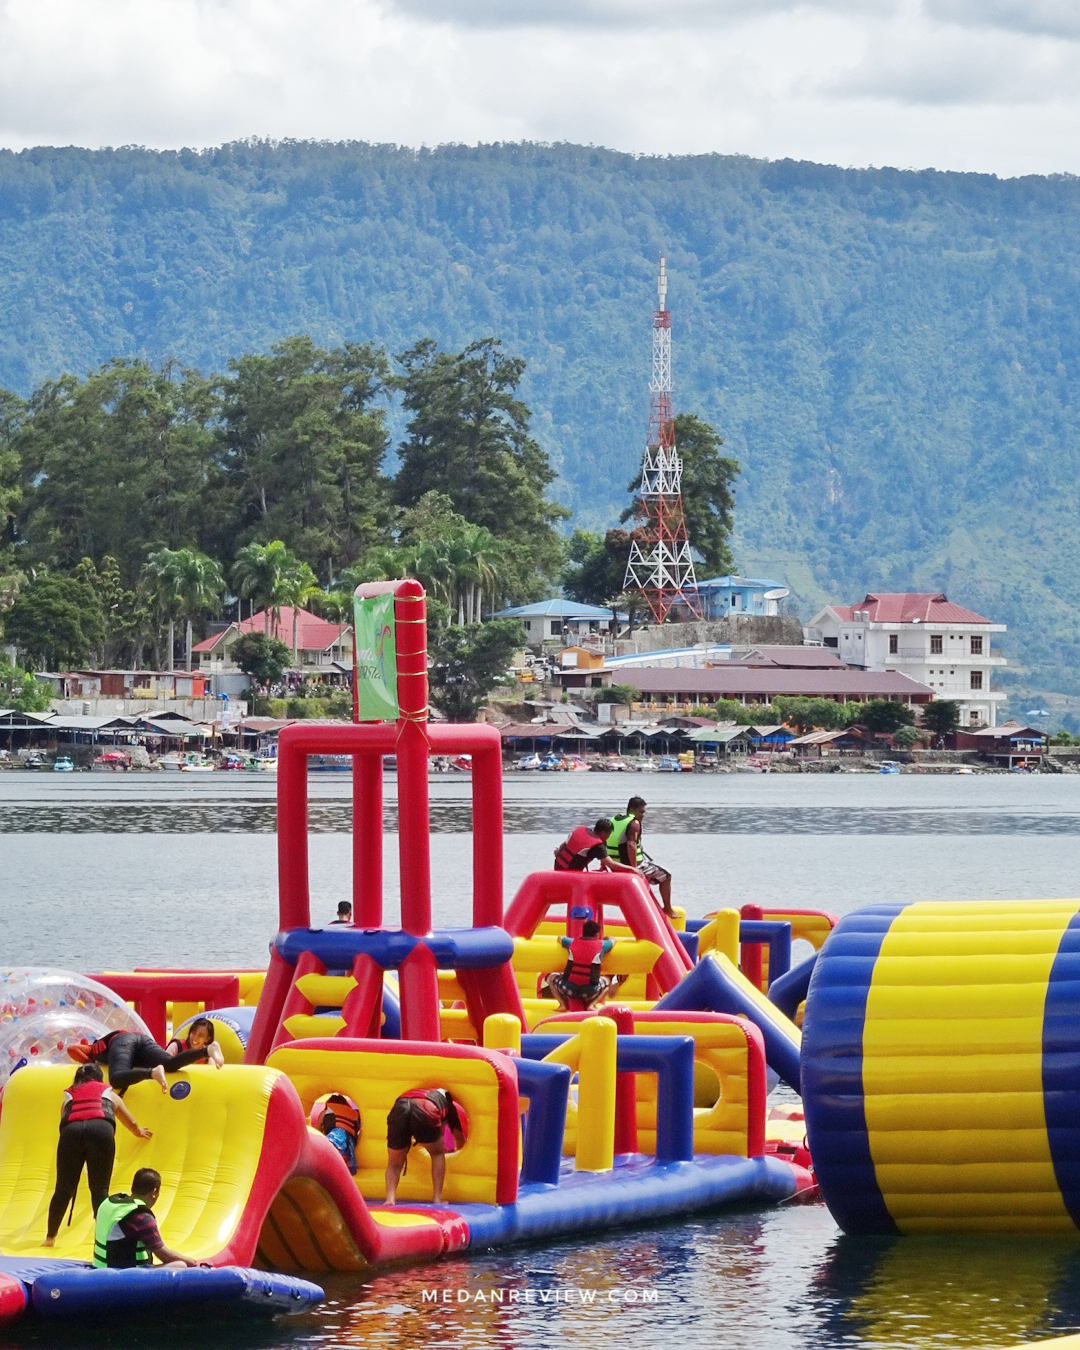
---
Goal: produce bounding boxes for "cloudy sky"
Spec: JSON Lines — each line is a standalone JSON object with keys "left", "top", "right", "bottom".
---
{"left": 1, "top": 0, "right": 1078, "bottom": 175}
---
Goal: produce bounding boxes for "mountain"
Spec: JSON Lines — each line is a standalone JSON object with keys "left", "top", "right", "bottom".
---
{"left": 1, "top": 140, "right": 1078, "bottom": 721}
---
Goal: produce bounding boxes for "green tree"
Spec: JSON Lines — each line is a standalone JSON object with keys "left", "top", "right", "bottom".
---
{"left": 624, "top": 414, "right": 740, "bottom": 577}
{"left": 217, "top": 336, "right": 391, "bottom": 582}
{"left": 773, "top": 695, "right": 847, "bottom": 733}
{"left": 600, "top": 684, "right": 639, "bottom": 707}
{"left": 893, "top": 724, "right": 921, "bottom": 748}
{"left": 427, "top": 613, "right": 527, "bottom": 721}
{"left": 16, "top": 359, "right": 219, "bottom": 587}
{"left": 5, "top": 573, "right": 104, "bottom": 668}
{"left": 0, "top": 660, "right": 52, "bottom": 712}
{"left": 280, "top": 556, "right": 319, "bottom": 668}
{"left": 74, "top": 555, "right": 139, "bottom": 667}
{"left": 143, "top": 548, "right": 224, "bottom": 672}
{"left": 393, "top": 338, "right": 567, "bottom": 594}
{"left": 921, "top": 700, "right": 961, "bottom": 737}
{"left": 231, "top": 631, "right": 290, "bottom": 689}
{"left": 563, "top": 528, "right": 632, "bottom": 608}
{"left": 0, "top": 389, "right": 24, "bottom": 568}
{"left": 231, "top": 540, "right": 297, "bottom": 635}
{"left": 856, "top": 700, "right": 916, "bottom": 735}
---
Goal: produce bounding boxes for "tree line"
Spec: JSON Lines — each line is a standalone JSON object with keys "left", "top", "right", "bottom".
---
{"left": 0, "top": 331, "right": 737, "bottom": 717}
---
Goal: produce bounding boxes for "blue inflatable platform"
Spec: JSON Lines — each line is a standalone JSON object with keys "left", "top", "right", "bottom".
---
{"left": 0, "top": 1256, "right": 323, "bottom": 1324}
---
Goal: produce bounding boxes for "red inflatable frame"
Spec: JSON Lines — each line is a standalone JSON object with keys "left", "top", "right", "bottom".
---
{"left": 246, "top": 579, "right": 524, "bottom": 1065}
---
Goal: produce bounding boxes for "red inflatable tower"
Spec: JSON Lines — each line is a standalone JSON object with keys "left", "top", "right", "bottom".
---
{"left": 245, "top": 580, "right": 525, "bottom": 1063}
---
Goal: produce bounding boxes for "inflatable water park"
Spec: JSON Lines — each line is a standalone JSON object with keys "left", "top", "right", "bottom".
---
{"left": 0, "top": 580, "right": 1078, "bottom": 1345}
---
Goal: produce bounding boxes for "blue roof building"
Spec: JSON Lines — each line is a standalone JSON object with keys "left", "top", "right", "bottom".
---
{"left": 494, "top": 599, "right": 617, "bottom": 649}
{"left": 690, "top": 576, "right": 790, "bottom": 620}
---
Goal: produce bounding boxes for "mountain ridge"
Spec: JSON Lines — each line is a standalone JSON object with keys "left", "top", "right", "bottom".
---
{"left": 0, "top": 140, "right": 1077, "bottom": 720}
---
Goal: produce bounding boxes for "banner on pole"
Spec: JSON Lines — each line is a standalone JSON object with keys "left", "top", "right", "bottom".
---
{"left": 353, "top": 592, "right": 399, "bottom": 721}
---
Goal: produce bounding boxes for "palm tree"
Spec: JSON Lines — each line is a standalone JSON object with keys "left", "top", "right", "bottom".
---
{"left": 231, "top": 540, "right": 294, "bottom": 638}
{"left": 460, "top": 523, "right": 502, "bottom": 624}
{"left": 145, "top": 548, "right": 225, "bottom": 672}
{"left": 280, "top": 558, "right": 319, "bottom": 669}
{"left": 144, "top": 549, "right": 185, "bottom": 671}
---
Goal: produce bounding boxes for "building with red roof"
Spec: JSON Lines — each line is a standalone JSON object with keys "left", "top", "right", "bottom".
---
{"left": 192, "top": 607, "right": 352, "bottom": 681}
{"left": 808, "top": 592, "right": 1006, "bottom": 727}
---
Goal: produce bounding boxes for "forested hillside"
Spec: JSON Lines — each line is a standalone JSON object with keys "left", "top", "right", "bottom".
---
{"left": 0, "top": 141, "right": 1078, "bottom": 714}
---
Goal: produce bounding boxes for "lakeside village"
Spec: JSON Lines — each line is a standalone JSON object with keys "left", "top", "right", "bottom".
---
{"left": 0, "top": 577, "right": 1065, "bottom": 775}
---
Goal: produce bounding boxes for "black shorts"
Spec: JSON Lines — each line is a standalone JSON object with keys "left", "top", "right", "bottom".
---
{"left": 387, "top": 1098, "right": 443, "bottom": 1151}
{"left": 640, "top": 861, "right": 671, "bottom": 885}
{"left": 548, "top": 973, "right": 604, "bottom": 1005}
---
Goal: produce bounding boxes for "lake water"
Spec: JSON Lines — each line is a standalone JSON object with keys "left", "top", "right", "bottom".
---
{"left": 2, "top": 770, "right": 1080, "bottom": 1350}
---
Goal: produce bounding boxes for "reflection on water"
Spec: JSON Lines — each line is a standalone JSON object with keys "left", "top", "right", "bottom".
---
{"left": 4, "top": 792, "right": 1080, "bottom": 838}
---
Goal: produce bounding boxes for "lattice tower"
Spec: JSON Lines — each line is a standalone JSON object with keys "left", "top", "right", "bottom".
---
{"left": 624, "top": 256, "right": 702, "bottom": 623}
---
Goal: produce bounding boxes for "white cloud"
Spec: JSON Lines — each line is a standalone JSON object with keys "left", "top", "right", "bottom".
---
{"left": 0, "top": 0, "right": 1077, "bottom": 174}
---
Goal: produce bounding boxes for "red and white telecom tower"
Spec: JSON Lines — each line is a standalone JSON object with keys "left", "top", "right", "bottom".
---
{"left": 623, "top": 256, "right": 702, "bottom": 623}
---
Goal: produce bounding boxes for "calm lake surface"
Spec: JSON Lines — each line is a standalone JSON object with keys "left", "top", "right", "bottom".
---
{"left": 2, "top": 770, "right": 1080, "bottom": 1350}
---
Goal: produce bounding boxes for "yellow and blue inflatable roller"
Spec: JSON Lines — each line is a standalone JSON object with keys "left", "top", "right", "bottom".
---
{"left": 802, "top": 900, "right": 1080, "bottom": 1234}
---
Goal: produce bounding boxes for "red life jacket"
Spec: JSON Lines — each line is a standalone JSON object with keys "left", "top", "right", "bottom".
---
{"left": 85, "top": 1031, "right": 120, "bottom": 1062}
{"left": 64, "top": 1080, "right": 115, "bottom": 1127}
{"left": 402, "top": 1088, "right": 451, "bottom": 1127}
{"left": 564, "top": 936, "right": 604, "bottom": 987}
{"left": 554, "top": 826, "right": 602, "bottom": 871}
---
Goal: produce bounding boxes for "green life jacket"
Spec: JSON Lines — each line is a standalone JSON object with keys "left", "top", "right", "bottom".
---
{"left": 606, "top": 813, "right": 635, "bottom": 861}
{"left": 93, "top": 1193, "right": 151, "bottom": 1268}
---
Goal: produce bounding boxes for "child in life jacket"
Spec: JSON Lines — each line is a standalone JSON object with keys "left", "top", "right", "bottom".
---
{"left": 72, "top": 1024, "right": 224, "bottom": 1095}
{"left": 385, "top": 1089, "right": 465, "bottom": 1205}
{"left": 546, "top": 919, "right": 623, "bottom": 1011}
{"left": 42, "top": 1063, "right": 153, "bottom": 1248}
{"left": 319, "top": 1094, "right": 359, "bottom": 1175}
{"left": 164, "top": 1016, "right": 225, "bottom": 1065}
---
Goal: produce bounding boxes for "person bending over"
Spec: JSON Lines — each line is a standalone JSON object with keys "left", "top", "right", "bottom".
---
{"left": 72, "top": 1027, "right": 223, "bottom": 1095}
{"left": 93, "top": 1167, "right": 201, "bottom": 1269}
{"left": 42, "top": 1063, "right": 152, "bottom": 1247}
{"left": 608, "top": 796, "right": 676, "bottom": 919}
{"left": 384, "top": 1089, "right": 465, "bottom": 1205}
{"left": 546, "top": 919, "right": 623, "bottom": 1011}
{"left": 554, "top": 819, "right": 641, "bottom": 875}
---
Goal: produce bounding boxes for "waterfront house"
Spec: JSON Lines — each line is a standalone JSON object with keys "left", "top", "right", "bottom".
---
{"left": 807, "top": 592, "right": 1006, "bottom": 728}
{"left": 494, "top": 600, "right": 618, "bottom": 651}
{"left": 192, "top": 608, "right": 353, "bottom": 684}
{"left": 950, "top": 721, "right": 1046, "bottom": 768}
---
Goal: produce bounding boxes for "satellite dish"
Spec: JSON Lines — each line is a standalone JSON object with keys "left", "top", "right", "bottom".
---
{"left": 763, "top": 588, "right": 789, "bottom": 601}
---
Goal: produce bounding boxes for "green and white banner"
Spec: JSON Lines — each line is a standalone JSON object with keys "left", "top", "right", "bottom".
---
{"left": 353, "top": 592, "right": 399, "bottom": 721}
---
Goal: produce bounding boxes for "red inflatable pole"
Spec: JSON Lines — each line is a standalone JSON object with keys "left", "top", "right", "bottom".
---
{"left": 277, "top": 733, "right": 311, "bottom": 932}
{"left": 340, "top": 953, "right": 384, "bottom": 1038}
{"left": 244, "top": 949, "right": 294, "bottom": 1065}
{"left": 469, "top": 731, "right": 503, "bottom": 927}
{"left": 398, "top": 943, "right": 441, "bottom": 1042}
{"left": 740, "top": 903, "right": 764, "bottom": 991}
{"left": 270, "top": 951, "right": 325, "bottom": 1053}
{"left": 393, "top": 582, "right": 432, "bottom": 939}
{"left": 353, "top": 751, "right": 383, "bottom": 927}
{"left": 607, "top": 1004, "right": 639, "bottom": 1155}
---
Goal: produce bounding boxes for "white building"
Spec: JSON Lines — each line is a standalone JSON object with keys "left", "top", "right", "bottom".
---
{"left": 808, "top": 592, "right": 1006, "bottom": 727}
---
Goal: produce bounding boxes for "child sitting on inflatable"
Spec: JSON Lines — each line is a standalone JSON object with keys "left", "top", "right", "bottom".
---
{"left": 384, "top": 1089, "right": 465, "bottom": 1205}
{"left": 42, "top": 1063, "right": 152, "bottom": 1248}
{"left": 72, "top": 1026, "right": 224, "bottom": 1093}
{"left": 546, "top": 919, "right": 624, "bottom": 1011}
